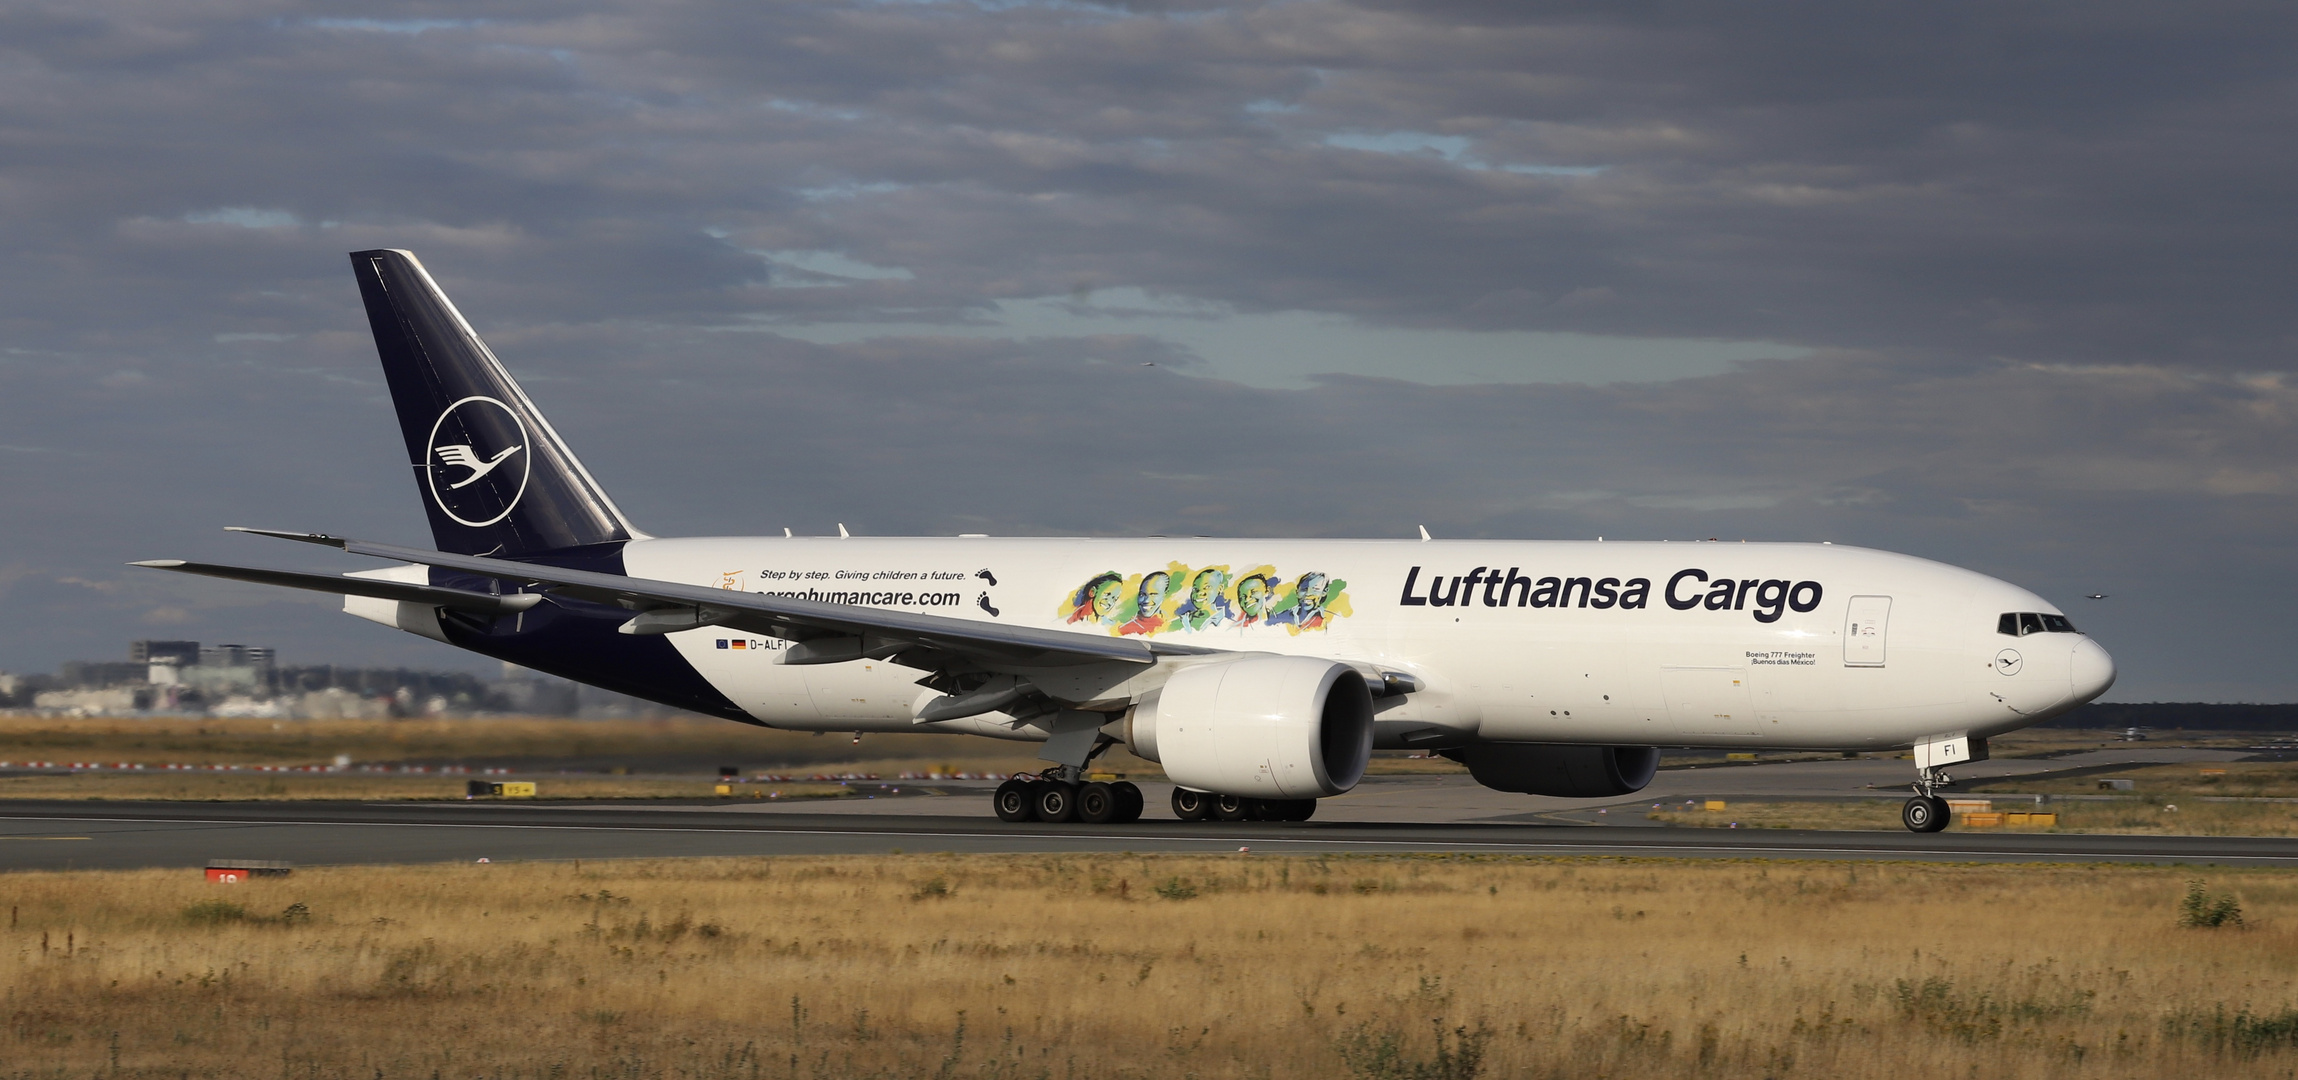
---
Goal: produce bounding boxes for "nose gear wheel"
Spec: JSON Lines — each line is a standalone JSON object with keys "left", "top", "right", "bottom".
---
{"left": 1902, "top": 795, "right": 1950, "bottom": 833}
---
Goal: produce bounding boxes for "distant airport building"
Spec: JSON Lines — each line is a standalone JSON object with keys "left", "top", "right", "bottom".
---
{"left": 129, "top": 640, "right": 201, "bottom": 665}
{"left": 199, "top": 644, "right": 275, "bottom": 670}
{"left": 58, "top": 660, "right": 152, "bottom": 689}
{"left": 13, "top": 640, "right": 635, "bottom": 718}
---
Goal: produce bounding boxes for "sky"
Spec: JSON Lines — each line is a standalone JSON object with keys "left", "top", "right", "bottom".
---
{"left": 1, "top": 1, "right": 2293, "bottom": 700}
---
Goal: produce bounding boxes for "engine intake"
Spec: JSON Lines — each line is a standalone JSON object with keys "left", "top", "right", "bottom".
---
{"left": 1447, "top": 743, "right": 1660, "bottom": 798}
{"left": 1124, "top": 656, "right": 1374, "bottom": 799}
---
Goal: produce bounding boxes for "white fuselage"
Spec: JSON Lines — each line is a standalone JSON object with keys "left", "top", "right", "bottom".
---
{"left": 613, "top": 536, "right": 2115, "bottom": 751}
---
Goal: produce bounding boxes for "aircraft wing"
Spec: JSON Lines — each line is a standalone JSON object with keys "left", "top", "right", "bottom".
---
{"left": 131, "top": 559, "right": 545, "bottom": 617}
{"left": 139, "top": 529, "right": 1225, "bottom": 672}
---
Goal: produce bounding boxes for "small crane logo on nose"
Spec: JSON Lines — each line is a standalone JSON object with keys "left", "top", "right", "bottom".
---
{"left": 1994, "top": 648, "right": 2023, "bottom": 676}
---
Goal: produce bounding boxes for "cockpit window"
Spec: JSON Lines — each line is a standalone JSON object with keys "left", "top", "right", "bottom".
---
{"left": 1998, "top": 611, "right": 2081, "bottom": 636}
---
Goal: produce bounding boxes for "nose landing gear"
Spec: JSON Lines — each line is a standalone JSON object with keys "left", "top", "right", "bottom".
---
{"left": 1900, "top": 733, "right": 1987, "bottom": 832}
{"left": 1901, "top": 793, "right": 1950, "bottom": 832}
{"left": 1902, "top": 764, "right": 1953, "bottom": 833}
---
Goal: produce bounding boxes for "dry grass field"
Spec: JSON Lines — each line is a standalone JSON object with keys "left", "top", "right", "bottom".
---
{"left": 0, "top": 771, "right": 856, "bottom": 802}
{"left": 1650, "top": 797, "right": 2298, "bottom": 836}
{"left": 0, "top": 714, "right": 1480, "bottom": 800}
{"left": 2, "top": 855, "right": 2295, "bottom": 1079}
{"left": 0, "top": 713, "right": 1060, "bottom": 775}
{"left": 0, "top": 714, "right": 2256, "bottom": 775}
{"left": 1982, "top": 730, "right": 2270, "bottom": 756}
{"left": 1973, "top": 760, "right": 2298, "bottom": 800}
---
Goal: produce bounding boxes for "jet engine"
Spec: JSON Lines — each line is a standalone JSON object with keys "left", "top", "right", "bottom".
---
{"left": 1446, "top": 743, "right": 1660, "bottom": 798}
{"left": 1123, "top": 655, "right": 1374, "bottom": 799}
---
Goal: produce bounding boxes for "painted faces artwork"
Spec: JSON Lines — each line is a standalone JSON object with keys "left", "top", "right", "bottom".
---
{"left": 1172, "top": 567, "right": 1231, "bottom": 632}
{"left": 1264, "top": 571, "right": 1336, "bottom": 632}
{"left": 1118, "top": 571, "right": 1171, "bottom": 636}
{"left": 1056, "top": 562, "right": 1352, "bottom": 637}
{"left": 1065, "top": 572, "right": 1127, "bottom": 627}
{"left": 1235, "top": 574, "right": 1272, "bottom": 624}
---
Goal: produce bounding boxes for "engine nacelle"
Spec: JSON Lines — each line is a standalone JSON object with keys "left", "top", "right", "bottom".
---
{"left": 1448, "top": 743, "right": 1660, "bottom": 798}
{"left": 1124, "top": 656, "right": 1374, "bottom": 799}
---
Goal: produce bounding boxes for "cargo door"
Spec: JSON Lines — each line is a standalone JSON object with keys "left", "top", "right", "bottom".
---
{"left": 1662, "top": 666, "right": 1756, "bottom": 736}
{"left": 1844, "top": 595, "right": 1891, "bottom": 667}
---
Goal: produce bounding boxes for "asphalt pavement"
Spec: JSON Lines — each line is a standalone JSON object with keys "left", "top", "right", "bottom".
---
{"left": 0, "top": 744, "right": 2290, "bottom": 874}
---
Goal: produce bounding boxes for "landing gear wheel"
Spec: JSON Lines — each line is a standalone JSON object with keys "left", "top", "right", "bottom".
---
{"left": 1111, "top": 781, "right": 1145, "bottom": 823}
{"left": 992, "top": 779, "right": 1033, "bottom": 823}
{"left": 1902, "top": 795, "right": 1950, "bottom": 833}
{"left": 1171, "top": 787, "right": 1212, "bottom": 822}
{"left": 1212, "top": 794, "right": 1256, "bottom": 822}
{"left": 1034, "top": 781, "right": 1078, "bottom": 823}
{"left": 1266, "top": 798, "right": 1316, "bottom": 822}
{"left": 1076, "top": 782, "right": 1119, "bottom": 825}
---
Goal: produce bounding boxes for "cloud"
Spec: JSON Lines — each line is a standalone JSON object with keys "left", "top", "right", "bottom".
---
{"left": 757, "top": 249, "right": 917, "bottom": 285}
{"left": 1322, "top": 130, "right": 1606, "bottom": 176}
{"left": 0, "top": 1, "right": 2289, "bottom": 699}
{"left": 766, "top": 287, "right": 1802, "bottom": 386}
{"left": 183, "top": 208, "right": 299, "bottom": 229}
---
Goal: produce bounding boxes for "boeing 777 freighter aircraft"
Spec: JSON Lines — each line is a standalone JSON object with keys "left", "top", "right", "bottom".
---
{"left": 139, "top": 250, "right": 2116, "bottom": 832}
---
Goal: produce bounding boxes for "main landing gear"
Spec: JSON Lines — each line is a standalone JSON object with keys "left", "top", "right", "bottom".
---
{"left": 1901, "top": 765, "right": 1953, "bottom": 833}
{"left": 990, "top": 775, "right": 1317, "bottom": 824}
{"left": 993, "top": 771, "right": 1145, "bottom": 825}
{"left": 1170, "top": 788, "right": 1317, "bottom": 823}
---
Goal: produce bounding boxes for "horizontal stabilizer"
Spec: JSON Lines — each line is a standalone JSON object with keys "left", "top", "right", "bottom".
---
{"left": 132, "top": 559, "right": 543, "bottom": 617}
{"left": 223, "top": 526, "right": 350, "bottom": 547}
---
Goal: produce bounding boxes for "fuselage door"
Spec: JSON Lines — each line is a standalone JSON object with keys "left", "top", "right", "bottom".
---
{"left": 1844, "top": 595, "right": 1892, "bottom": 668}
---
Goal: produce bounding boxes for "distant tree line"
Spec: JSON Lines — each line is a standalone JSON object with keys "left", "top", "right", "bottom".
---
{"left": 11, "top": 663, "right": 492, "bottom": 702}
{"left": 2044, "top": 702, "right": 2298, "bottom": 731}
{"left": 271, "top": 665, "right": 493, "bottom": 701}
{"left": 0, "top": 662, "right": 574, "bottom": 715}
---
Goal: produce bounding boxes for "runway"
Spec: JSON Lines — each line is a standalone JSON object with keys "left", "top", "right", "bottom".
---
{"left": 2, "top": 784, "right": 2295, "bottom": 872}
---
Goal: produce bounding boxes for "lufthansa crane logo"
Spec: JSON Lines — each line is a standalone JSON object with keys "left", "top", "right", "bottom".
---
{"left": 435, "top": 444, "right": 520, "bottom": 489}
{"left": 424, "top": 396, "right": 530, "bottom": 528}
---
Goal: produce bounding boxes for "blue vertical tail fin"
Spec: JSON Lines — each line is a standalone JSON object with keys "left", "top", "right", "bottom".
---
{"left": 349, "top": 249, "right": 640, "bottom": 556}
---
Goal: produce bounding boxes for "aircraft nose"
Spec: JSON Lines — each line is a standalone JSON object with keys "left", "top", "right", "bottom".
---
{"left": 2069, "top": 637, "right": 2117, "bottom": 702}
